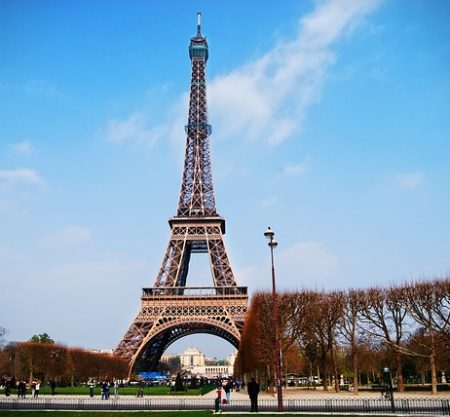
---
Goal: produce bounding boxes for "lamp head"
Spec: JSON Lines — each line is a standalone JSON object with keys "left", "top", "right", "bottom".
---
{"left": 268, "top": 239, "right": 278, "bottom": 249}
{"left": 264, "top": 226, "right": 275, "bottom": 240}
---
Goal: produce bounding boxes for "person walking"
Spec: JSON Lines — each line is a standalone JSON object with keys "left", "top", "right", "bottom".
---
{"left": 215, "top": 383, "right": 222, "bottom": 412}
{"left": 101, "top": 382, "right": 106, "bottom": 400}
{"left": 89, "top": 380, "right": 95, "bottom": 397}
{"left": 17, "top": 381, "right": 26, "bottom": 398}
{"left": 224, "top": 381, "right": 231, "bottom": 403}
{"left": 247, "top": 377, "right": 260, "bottom": 412}
{"left": 34, "top": 381, "right": 40, "bottom": 398}
{"left": 113, "top": 379, "right": 119, "bottom": 398}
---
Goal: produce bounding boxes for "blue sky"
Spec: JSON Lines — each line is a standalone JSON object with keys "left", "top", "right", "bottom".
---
{"left": 1, "top": 0, "right": 450, "bottom": 359}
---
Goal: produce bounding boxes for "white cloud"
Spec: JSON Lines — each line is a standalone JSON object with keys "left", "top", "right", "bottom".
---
{"left": 40, "top": 226, "right": 92, "bottom": 248}
{"left": 9, "top": 140, "right": 33, "bottom": 155}
{"left": 395, "top": 171, "right": 424, "bottom": 190}
{"left": 105, "top": 112, "right": 167, "bottom": 148}
{"left": 0, "top": 168, "right": 45, "bottom": 186}
{"left": 239, "top": 240, "right": 340, "bottom": 293}
{"left": 281, "top": 161, "right": 310, "bottom": 177}
{"left": 208, "top": 0, "right": 382, "bottom": 145}
{"left": 278, "top": 241, "right": 339, "bottom": 286}
{"left": 108, "top": 0, "right": 382, "bottom": 149}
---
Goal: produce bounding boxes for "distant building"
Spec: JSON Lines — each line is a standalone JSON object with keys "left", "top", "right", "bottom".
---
{"left": 160, "top": 353, "right": 179, "bottom": 363}
{"left": 179, "top": 346, "right": 236, "bottom": 378}
{"left": 180, "top": 346, "right": 205, "bottom": 367}
{"left": 89, "top": 348, "right": 114, "bottom": 355}
{"left": 228, "top": 351, "right": 237, "bottom": 368}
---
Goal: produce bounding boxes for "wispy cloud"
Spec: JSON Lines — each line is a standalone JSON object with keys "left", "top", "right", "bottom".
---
{"left": 281, "top": 160, "right": 310, "bottom": 177}
{"left": 9, "top": 140, "right": 33, "bottom": 155}
{"left": 39, "top": 226, "right": 92, "bottom": 248}
{"left": 208, "top": 0, "right": 383, "bottom": 145}
{"left": 395, "top": 171, "right": 424, "bottom": 190}
{"left": 278, "top": 241, "right": 339, "bottom": 285}
{"left": 0, "top": 168, "right": 45, "bottom": 186}
{"left": 105, "top": 112, "right": 167, "bottom": 148}
{"left": 239, "top": 240, "right": 340, "bottom": 292}
{"left": 108, "top": 0, "right": 383, "bottom": 149}
{"left": 24, "top": 80, "right": 59, "bottom": 97}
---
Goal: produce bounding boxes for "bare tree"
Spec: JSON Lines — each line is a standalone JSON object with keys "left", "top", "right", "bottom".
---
{"left": 0, "top": 327, "right": 7, "bottom": 347}
{"left": 404, "top": 278, "right": 450, "bottom": 395}
{"left": 281, "top": 291, "right": 317, "bottom": 378}
{"left": 299, "top": 292, "right": 344, "bottom": 392}
{"left": 338, "top": 290, "right": 364, "bottom": 394}
{"left": 359, "top": 286, "right": 409, "bottom": 392}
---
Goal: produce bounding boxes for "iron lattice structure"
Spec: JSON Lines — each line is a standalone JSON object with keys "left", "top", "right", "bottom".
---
{"left": 115, "top": 14, "right": 248, "bottom": 374}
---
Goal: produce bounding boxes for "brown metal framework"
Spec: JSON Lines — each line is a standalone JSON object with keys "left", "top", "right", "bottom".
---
{"left": 115, "top": 14, "right": 248, "bottom": 374}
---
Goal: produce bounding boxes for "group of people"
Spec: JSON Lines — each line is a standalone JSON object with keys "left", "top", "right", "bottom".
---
{"left": 215, "top": 379, "right": 235, "bottom": 404}
{"left": 6, "top": 375, "right": 262, "bottom": 412}
{"left": 215, "top": 377, "right": 260, "bottom": 413}
{"left": 14, "top": 380, "right": 41, "bottom": 398}
{"left": 99, "top": 380, "right": 120, "bottom": 399}
{"left": 88, "top": 379, "right": 119, "bottom": 399}
{"left": 30, "top": 380, "right": 41, "bottom": 398}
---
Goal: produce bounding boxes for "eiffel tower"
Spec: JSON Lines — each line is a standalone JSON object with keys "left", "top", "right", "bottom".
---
{"left": 115, "top": 13, "right": 248, "bottom": 374}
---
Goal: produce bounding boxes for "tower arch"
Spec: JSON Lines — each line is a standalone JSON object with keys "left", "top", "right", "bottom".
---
{"left": 130, "top": 319, "right": 240, "bottom": 373}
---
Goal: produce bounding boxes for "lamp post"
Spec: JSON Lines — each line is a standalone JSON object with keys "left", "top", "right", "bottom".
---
{"left": 264, "top": 226, "right": 283, "bottom": 412}
{"left": 382, "top": 367, "right": 395, "bottom": 413}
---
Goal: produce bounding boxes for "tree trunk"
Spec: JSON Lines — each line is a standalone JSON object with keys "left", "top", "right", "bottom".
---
{"left": 332, "top": 347, "right": 340, "bottom": 393}
{"left": 321, "top": 362, "right": 329, "bottom": 391}
{"left": 267, "top": 363, "right": 273, "bottom": 393}
{"left": 352, "top": 348, "right": 359, "bottom": 394}
{"left": 28, "top": 359, "right": 33, "bottom": 385}
{"left": 430, "top": 330, "right": 438, "bottom": 395}
{"left": 395, "top": 349, "right": 405, "bottom": 392}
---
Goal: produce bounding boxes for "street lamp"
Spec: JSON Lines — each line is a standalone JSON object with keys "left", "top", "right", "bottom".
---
{"left": 382, "top": 367, "right": 395, "bottom": 413}
{"left": 264, "top": 226, "right": 283, "bottom": 412}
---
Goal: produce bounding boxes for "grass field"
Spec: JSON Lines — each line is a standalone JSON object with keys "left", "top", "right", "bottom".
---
{"left": 5, "top": 384, "right": 215, "bottom": 396}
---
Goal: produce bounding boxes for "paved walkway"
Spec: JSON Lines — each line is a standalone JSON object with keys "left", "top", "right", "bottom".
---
{"left": 203, "top": 387, "right": 450, "bottom": 401}
{"left": 3, "top": 387, "right": 449, "bottom": 400}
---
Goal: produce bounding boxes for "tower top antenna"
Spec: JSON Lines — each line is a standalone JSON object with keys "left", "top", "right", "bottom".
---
{"left": 197, "top": 11, "right": 201, "bottom": 36}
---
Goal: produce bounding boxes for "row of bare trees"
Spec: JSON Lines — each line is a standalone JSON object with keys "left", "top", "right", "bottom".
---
{"left": 235, "top": 278, "right": 450, "bottom": 395}
{"left": 0, "top": 342, "right": 128, "bottom": 385}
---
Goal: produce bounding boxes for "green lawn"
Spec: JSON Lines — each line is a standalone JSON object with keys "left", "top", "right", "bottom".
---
{"left": 5, "top": 384, "right": 215, "bottom": 396}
